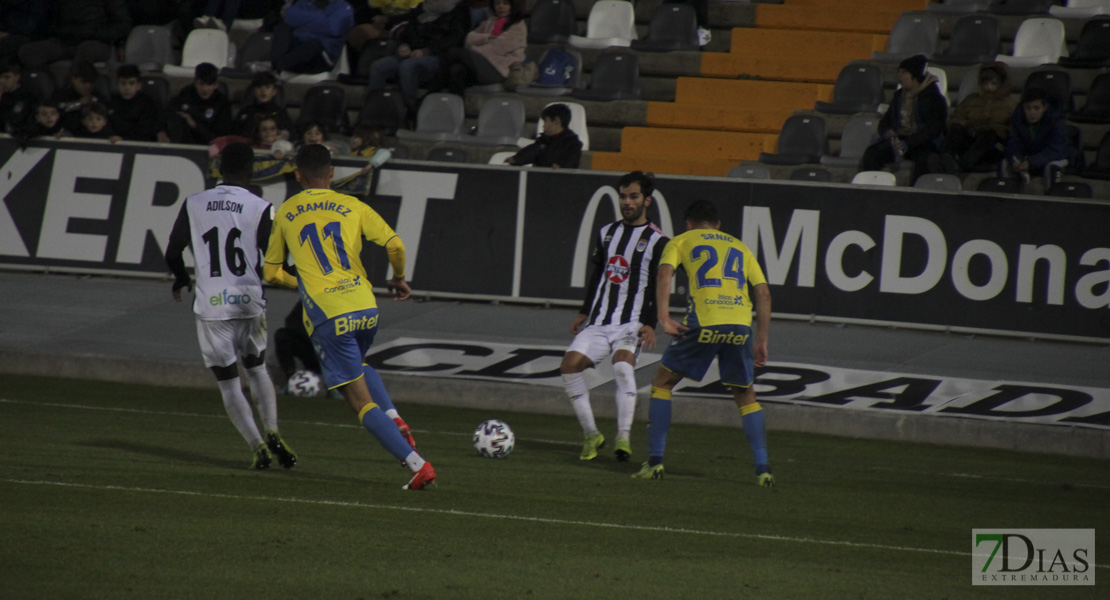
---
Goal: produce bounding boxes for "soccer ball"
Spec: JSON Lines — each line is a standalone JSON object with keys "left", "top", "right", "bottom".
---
{"left": 286, "top": 370, "right": 323, "bottom": 397}
{"left": 473, "top": 420, "right": 515, "bottom": 458}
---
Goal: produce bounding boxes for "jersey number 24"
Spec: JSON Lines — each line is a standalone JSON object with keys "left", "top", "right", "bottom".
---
{"left": 691, "top": 244, "right": 746, "bottom": 289}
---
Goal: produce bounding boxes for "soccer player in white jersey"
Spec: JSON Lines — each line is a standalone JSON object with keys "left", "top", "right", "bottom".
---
{"left": 561, "top": 171, "right": 669, "bottom": 462}
{"left": 165, "top": 142, "right": 297, "bottom": 470}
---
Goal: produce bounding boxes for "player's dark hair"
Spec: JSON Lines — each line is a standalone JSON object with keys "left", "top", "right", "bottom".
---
{"left": 219, "top": 142, "right": 255, "bottom": 179}
{"left": 684, "top": 199, "right": 719, "bottom": 225}
{"left": 617, "top": 170, "right": 655, "bottom": 198}
{"left": 116, "top": 64, "right": 141, "bottom": 80}
{"left": 1021, "top": 86, "right": 1049, "bottom": 106}
{"left": 194, "top": 62, "right": 219, "bottom": 84}
{"left": 296, "top": 143, "right": 332, "bottom": 179}
{"left": 540, "top": 103, "right": 571, "bottom": 129}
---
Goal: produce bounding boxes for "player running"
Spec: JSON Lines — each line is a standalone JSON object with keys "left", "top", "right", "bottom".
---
{"left": 561, "top": 171, "right": 669, "bottom": 462}
{"left": 634, "top": 199, "right": 774, "bottom": 487}
{"left": 262, "top": 144, "right": 433, "bottom": 490}
{"left": 165, "top": 142, "right": 298, "bottom": 470}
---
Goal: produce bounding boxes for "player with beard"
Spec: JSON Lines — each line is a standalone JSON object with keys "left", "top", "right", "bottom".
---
{"left": 561, "top": 171, "right": 669, "bottom": 462}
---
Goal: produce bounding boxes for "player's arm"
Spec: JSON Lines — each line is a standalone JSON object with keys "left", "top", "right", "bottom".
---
{"left": 656, "top": 263, "right": 686, "bottom": 337}
{"left": 636, "top": 236, "right": 667, "bottom": 349}
{"left": 262, "top": 215, "right": 298, "bottom": 289}
{"left": 573, "top": 232, "right": 606, "bottom": 333}
{"left": 384, "top": 235, "right": 411, "bottom": 301}
{"left": 164, "top": 203, "right": 192, "bottom": 302}
{"left": 751, "top": 282, "right": 771, "bottom": 368}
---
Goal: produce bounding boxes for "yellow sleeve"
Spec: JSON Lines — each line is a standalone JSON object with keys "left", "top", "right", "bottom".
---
{"left": 659, "top": 238, "right": 680, "bottom": 269}
{"left": 385, "top": 235, "right": 406, "bottom": 279}
{"left": 743, "top": 243, "right": 767, "bottom": 287}
{"left": 262, "top": 214, "right": 298, "bottom": 288}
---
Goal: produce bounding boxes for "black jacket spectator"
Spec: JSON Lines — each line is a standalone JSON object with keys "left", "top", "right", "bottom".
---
{"left": 163, "top": 84, "right": 234, "bottom": 145}
{"left": 108, "top": 92, "right": 161, "bottom": 141}
{"left": 510, "top": 129, "right": 583, "bottom": 168}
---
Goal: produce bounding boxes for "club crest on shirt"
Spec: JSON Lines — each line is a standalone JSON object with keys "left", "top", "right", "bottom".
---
{"left": 605, "top": 256, "right": 630, "bottom": 283}
{"left": 205, "top": 108, "right": 215, "bottom": 120}
{"left": 636, "top": 239, "right": 648, "bottom": 253}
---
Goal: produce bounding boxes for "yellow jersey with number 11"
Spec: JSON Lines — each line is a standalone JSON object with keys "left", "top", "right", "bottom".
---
{"left": 660, "top": 229, "right": 767, "bottom": 328}
{"left": 265, "top": 188, "right": 397, "bottom": 327}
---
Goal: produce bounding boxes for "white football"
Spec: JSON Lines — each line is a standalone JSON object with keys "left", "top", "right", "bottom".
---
{"left": 473, "top": 420, "right": 515, "bottom": 458}
{"left": 286, "top": 370, "right": 323, "bottom": 398}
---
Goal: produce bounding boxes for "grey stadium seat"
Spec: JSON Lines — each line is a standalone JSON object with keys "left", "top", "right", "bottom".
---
{"left": 527, "top": 0, "right": 578, "bottom": 44}
{"left": 814, "top": 64, "right": 885, "bottom": 114}
{"left": 1058, "top": 18, "right": 1110, "bottom": 68}
{"left": 297, "top": 84, "right": 348, "bottom": 135}
{"left": 976, "top": 176, "right": 1024, "bottom": 193}
{"left": 758, "top": 115, "right": 829, "bottom": 165}
{"left": 426, "top": 146, "right": 471, "bottom": 163}
{"left": 987, "top": 0, "right": 1055, "bottom": 15}
{"left": 630, "top": 3, "right": 699, "bottom": 53}
{"left": 124, "top": 26, "right": 175, "bottom": 72}
{"left": 397, "top": 93, "right": 466, "bottom": 143}
{"left": 358, "top": 89, "right": 408, "bottom": 136}
{"left": 453, "top": 97, "right": 526, "bottom": 147}
{"left": 821, "top": 115, "right": 880, "bottom": 168}
{"left": 914, "top": 173, "right": 963, "bottom": 191}
{"left": 789, "top": 167, "right": 833, "bottom": 182}
{"left": 727, "top": 163, "right": 771, "bottom": 179}
{"left": 221, "top": 30, "right": 273, "bottom": 79}
{"left": 571, "top": 50, "right": 640, "bottom": 101}
{"left": 929, "top": 15, "right": 1000, "bottom": 66}
{"left": 872, "top": 13, "right": 939, "bottom": 63}
{"left": 926, "top": 0, "right": 990, "bottom": 14}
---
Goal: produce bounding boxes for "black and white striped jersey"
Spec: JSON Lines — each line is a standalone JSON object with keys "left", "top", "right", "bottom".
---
{"left": 580, "top": 220, "right": 669, "bottom": 328}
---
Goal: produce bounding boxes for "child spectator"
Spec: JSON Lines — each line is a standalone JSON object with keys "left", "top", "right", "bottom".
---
{"left": 858, "top": 54, "right": 947, "bottom": 181}
{"left": 932, "top": 62, "right": 1015, "bottom": 174}
{"left": 271, "top": 0, "right": 355, "bottom": 74}
{"left": 296, "top": 119, "right": 339, "bottom": 153}
{"left": 52, "top": 60, "right": 104, "bottom": 133}
{"left": 158, "top": 62, "right": 233, "bottom": 145}
{"left": 233, "top": 71, "right": 293, "bottom": 139}
{"left": 441, "top": 0, "right": 527, "bottom": 95}
{"left": 1001, "top": 86, "right": 1074, "bottom": 185}
{"left": 332, "top": 124, "right": 391, "bottom": 194}
{"left": 25, "top": 100, "right": 70, "bottom": 139}
{"left": 73, "top": 102, "right": 121, "bottom": 142}
{"left": 0, "top": 58, "right": 36, "bottom": 134}
{"left": 107, "top": 64, "right": 161, "bottom": 141}
{"left": 505, "top": 102, "right": 581, "bottom": 169}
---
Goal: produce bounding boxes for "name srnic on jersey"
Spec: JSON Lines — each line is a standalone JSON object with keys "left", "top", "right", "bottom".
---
{"left": 699, "top": 233, "right": 734, "bottom": 242}
{"left": 206, "top": 200, "right": 244, "bottom": 213}
{"left": 284, "top": 201, "right": 353, "bottom": 220}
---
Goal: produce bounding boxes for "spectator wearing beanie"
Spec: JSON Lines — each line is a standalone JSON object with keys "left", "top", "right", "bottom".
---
{"left": 859, "top": 54, "right": 948, "bottom": 181}
{"left": 932, "top": 62, "right": 1015, "bottom": 174}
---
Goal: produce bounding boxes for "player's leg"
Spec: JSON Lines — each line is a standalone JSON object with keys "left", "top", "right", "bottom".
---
{"left": 719, "top": 326, "right": 772, "bottom": 487}
{"left": 243, "top": 348, "right": 298, "bottom": 469}
{"left": 561, "top": 344, "right": 605, "bottom": 460}
{"left": 633, "top": 366, "right": 681, "bottom": 479}
{"left": 361, "top": 363, "right": 417, "bottom": 450}
{"left": 611, "top": 348, "right": 639, "bottom": 462}
{"left": 198, "top": 319, "right": 269, "bottom": 468}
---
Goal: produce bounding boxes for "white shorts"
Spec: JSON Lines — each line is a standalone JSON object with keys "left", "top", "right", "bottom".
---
{"left": 196, "top": 315, "right": 268, "bottom": 368}
{"left": 566, "top": 322, "right": 642, "bottom": 366}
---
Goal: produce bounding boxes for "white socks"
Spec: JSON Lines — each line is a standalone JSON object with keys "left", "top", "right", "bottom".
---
{"left": 563, "top": 372, "right": 598, "bottom": 435}
{"left": 217, "top": 377, "right": 263, "bottom": 448}
{"left": 611, "top": 361, "right": 638, "bottom": 441}
{"left": 404, "top": 452, "right": 425, "bottom": 472}
{"left": 245, "top": 364, "right": 278, "bottom": 433}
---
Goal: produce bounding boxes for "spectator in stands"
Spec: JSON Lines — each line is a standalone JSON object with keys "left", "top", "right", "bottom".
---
{"left": 52, "top": 61, "right": 105, "bottom": 133}
{"left": 296, "top": 118, "right": 339, "bottom": 153}
{"left": 158, "top": 62, "right": 234, "bottom": 145}
{"left": 366, "top": 0, "right": 470, "bottom": 110}
{"left": 333, "top": 124, "right": 391, "bottom": 193}
{"left": 73, "top": 102, "right": 121, "bottom": 141}
{"left": 208, "top": 114, "right": 282, "bottom": 156}
{"left": 346, "top": 0, "right": 424, "bottom": 57}
{"left": 858, "top": 54, "right": 947, "bottom": 182}
{"left": 193, "top": 0, "right": 249, "bottom": 31}
{"left": 17, "top": 0, "right": 132, "bottom": 71}
{"left": 931, "top": 62, "right": 1015, "bottom": 175}
{"left": 0, "top": 57, "right": 35, "bottom": 134}
{"left": 1001, "top": 86, "right": 1074, "bottom": 186}
{"left": 271, "top": 0, "right": 355, "bottom": 74}
{"left": 440, "top": 0, "right": 526, "bottom": 96}
{"left": 107, "top": 64, "right": 162, "bottom": 142}
{"left": 0, "top": 1, "right": 49, "bottom": 61}
{"left": 24, "top": 99, "right": 70, "bottom": 139}
{"left": 505, "top": 102, "right": 581, "bottom": 169}
{"left": 233, "top": 71, "right": 293, "bottom": 138}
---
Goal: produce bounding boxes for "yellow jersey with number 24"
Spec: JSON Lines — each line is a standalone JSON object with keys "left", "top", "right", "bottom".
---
{"left": 660, "top": 229, "right": 767, "bottom": 328}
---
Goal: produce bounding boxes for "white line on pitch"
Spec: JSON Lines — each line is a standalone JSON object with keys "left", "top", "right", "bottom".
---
{"left": 13, "top": 477, "right": 1108, "bottom": 570}
{"left": 869, "top": 466, "right": 1110, "bottom": 491}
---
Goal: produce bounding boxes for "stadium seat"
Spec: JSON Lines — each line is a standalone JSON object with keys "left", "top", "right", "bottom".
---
{"left": 389, "top": 144, "right": 411, "bottom": 159}
{"left": 821, "top": 115, "right": 880, "bottom": 168}
{"left": 995, "top": 18, "right": 1067, "bottom": 68}
{"left": 758, "top": 115, "right": 828, "bottom": 165}
{"left": 1045, "top": 182, "right": 1093, "bottom": 197}
{"left": 221, "top": 30, "right": 273, "bottom": 79}
{"left": 914, "top": 173, "right": 962, "bottom": 191}
{"left": 426, "top": 146, "right": 470, "bottom": 163}
{"left": 814, "top": 64, "right": 884, "bottom": 114}
{"left": 516, "top": 46, "right": 583, "bottom": 97}
{"left": 1024, "top": 70, "right": 1072, "bottom": 112}
{"left": 630, "top": 3, "right": 698, "bottom": 53}
{"left": 568, "top": 0, "right": 636, "bottom": 50}
{"left": 297, "top": 84, "right": 348, "bottom": 135}
{"left": 789, "top": 167, "right": 833, "bottom": 182}
{"left": 397, "top": 93, "right": 466, "bottom": 143}
{"left": 571, "top": 50, "right": 640, "bottom": 101}
{"left": 527, "top": 0, "right": 578, "bottom": 44}
{"left": 987, "top": 0, "right": 1054, "bottom": 15}
{"left": 929, "top": 15, "right": 1000, "bottom": 66}
{"left": 357, "top": 89, "right": 408, "bottom": 136}
{"left": 976, "top": 176, "right": 1024, "bottom": 193}
{"left": 21, "top": 70, "right": 54, "bottom": 103}
{"left": 872, "top": 13, "right": 940, "bottom": 63}
{"left": 851, "top": 171, "right": 897, "bottom": 186}
{"left": 453, "top": 97, "right": 526, "bottom": 146}
{"left": 727, "top": 163, "right": 771, "bottom": 179}
{"left": 140, "top": 76, "right": 171, "bottom": 109}
{"left": 280, "top": 46, "right": 349, "bottom": 85}
{"left": 1071, "top": 73, "right": 1110, "bottom": 124}
{"left": 1081, "top": 132, "right": 1110, "bottom": 179}
{"left": 520, "top": 101, "right": 590, "bottom": 150}
{"left": 1050, "top": 0, "right": 1110, "bottom": 19}
{"left": 124, "top": 26, "right": 175, "bottom": 73}
{"left": 163, "top": 29, "right": 231, "bottom": 77}
{"left": 1057, "top": 18, "right": 1110, "bottom": 68}
{"left": 926, "top": 0, "right": 990, "bottom": 14}
{"left": 488, "top": 150, "right": 519, "bottom": 165}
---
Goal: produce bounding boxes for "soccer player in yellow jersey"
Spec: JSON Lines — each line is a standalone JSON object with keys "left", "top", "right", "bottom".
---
{"left": 633, "top": 199, "right": 774, "bottom": 487}
{"left": 263, "top": 144, "right": 436, "bottom": 490}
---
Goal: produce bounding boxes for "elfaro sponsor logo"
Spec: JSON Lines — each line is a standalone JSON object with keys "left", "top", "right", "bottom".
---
{"left": 210, "top": 290, "right": 251, "bottom": 306}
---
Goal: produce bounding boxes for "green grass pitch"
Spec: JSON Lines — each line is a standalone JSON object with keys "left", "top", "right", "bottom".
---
{"left": 1, "top": 374, "right": 1106, "bottom": 599}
